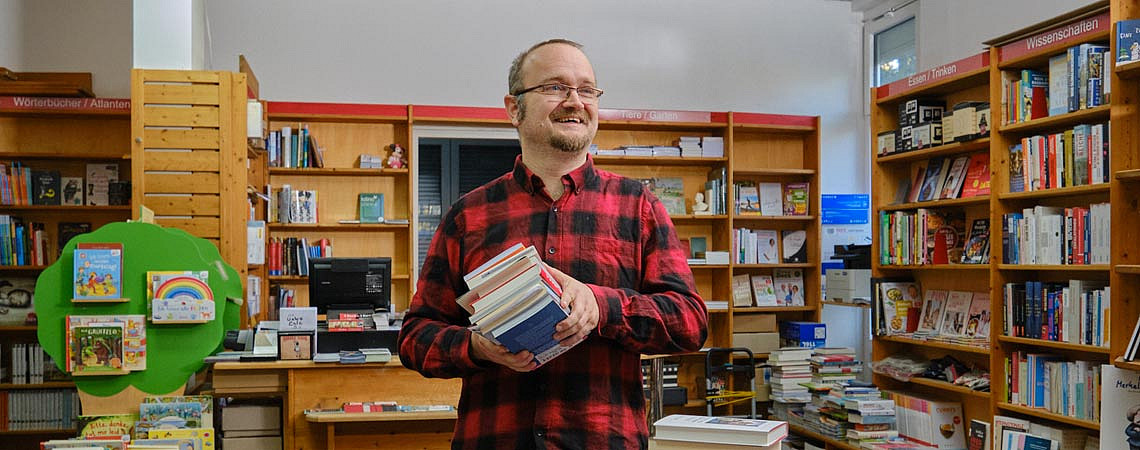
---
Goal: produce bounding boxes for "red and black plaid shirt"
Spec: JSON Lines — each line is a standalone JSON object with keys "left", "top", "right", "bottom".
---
{"left": 399, "top": 154, "right": 707, "bottom": 449}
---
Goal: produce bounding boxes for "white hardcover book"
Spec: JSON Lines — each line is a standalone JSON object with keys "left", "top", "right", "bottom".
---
{"left": 758, "top": 182, "right": 782, "bottom": 216}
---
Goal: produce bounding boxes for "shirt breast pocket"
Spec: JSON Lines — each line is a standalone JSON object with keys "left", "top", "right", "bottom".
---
{"left": 576, "top": 237, "right": 638, "bottom": 289}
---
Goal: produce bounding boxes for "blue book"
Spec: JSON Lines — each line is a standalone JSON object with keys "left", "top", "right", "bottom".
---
{"left": 73, "top": 242, "right": 124, "bottom": 301}
{"left": 1119, "top": 19, "right": 1140, "bottom": 64}
{"left": 491, "top": 295, "right": 570, "bottom": 366}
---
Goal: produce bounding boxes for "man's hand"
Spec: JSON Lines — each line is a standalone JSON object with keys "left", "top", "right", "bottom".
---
{"left": 469, "top": 332, "right": 537, "bottom": 372}
{"left": 546, "top": 264, "right": 599, "bottom": 345}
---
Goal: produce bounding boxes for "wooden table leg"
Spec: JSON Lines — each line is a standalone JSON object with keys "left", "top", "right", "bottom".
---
{"left": 326, "top": 423, "right": 336, "bottom": 450}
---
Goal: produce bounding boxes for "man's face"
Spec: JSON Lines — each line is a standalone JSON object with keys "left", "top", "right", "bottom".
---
{"left": 508, "top": 44, "right": 599, "bottom": 153}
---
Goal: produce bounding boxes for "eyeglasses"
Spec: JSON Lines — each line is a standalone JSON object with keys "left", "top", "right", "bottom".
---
{"left": 512, "top": 83, "right": 604, "bottom": 103}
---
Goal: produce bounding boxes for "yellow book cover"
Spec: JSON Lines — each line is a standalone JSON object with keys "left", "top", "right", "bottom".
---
{"left": 148, "top": 428, "right": 215, "bottom": 449}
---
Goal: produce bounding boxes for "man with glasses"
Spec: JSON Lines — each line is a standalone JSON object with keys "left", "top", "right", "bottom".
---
{"left": 399, "top": 39, "right": 708, "bottom": 449}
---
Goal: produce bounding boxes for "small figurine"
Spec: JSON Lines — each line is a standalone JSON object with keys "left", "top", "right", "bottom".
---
{"left": 692, "top": 191, "right": 712, "bottom": 215}
{"left": 386, "top": 144, "right": 407, "bottom": 169}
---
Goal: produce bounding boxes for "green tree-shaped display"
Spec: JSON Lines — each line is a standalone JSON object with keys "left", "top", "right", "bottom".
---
{"left": 36, "top": 222, "right": 242, "bottom": 397}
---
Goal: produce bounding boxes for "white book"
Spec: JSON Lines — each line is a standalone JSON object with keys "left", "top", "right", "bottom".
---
{"left": 653, "top": 414, "right": 788, "bottom": 447}
{"left": 758, "top": 182, "right": 782, "bottom": 216}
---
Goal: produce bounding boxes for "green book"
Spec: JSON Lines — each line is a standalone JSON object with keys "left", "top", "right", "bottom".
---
{"left": 359, "top": 193, "right": 384, "bottom": 223}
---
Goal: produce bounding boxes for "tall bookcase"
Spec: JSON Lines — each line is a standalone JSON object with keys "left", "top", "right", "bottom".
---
{"left": 869, "top": 1, "right": 1128, "bottom": 443}
{"left": 0, "top": 96, "right": 132, "bottom": 448}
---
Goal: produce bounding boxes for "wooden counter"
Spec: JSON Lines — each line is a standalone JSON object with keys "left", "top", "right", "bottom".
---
{"left": 211, "top": 359, "right": 461, "bottom": 450}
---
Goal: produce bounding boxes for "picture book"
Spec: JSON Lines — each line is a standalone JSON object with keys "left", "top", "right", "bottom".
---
{"left": 759, "top": 182, "right": 782, "bottom": 216}
{"left": 72, "top": 322, "right": 129, "bottom": 376}
{"left": 732, "top": 274, "right": 753, "bottom": 307}
{"left": 751, "top": 274, "right": 777, "bottom": 306}
{"left": 879, "top": 281, "right": 920, "bottom": 335}
{"left": 76, "top": 413, "right": 137, "bottom": 439}
{"left": 906, "top": 161, "right": 928, "bottom": 203}
{"left": 755, "top": 229, "right": 779, "bottom": 263}
{"left": 142, "top": 395, "right": 214, "bottom": 426}
{"left": 916, "top": 289, "right": 948, "bottom": 334}
{"left": 939, "top": 155, "right": 971, "bottom": 199}
{"left": 0, "top": 276, "right": 35, "bottom": 325}
{"left": 918, "top": 157, "right": 947, "bottom": 202}
{"left": 783, "top": 182, "right": 809, "bottom": 215}
{"left": 781, "top": 230, "right": 807, "bottom": 263}
{"left": 31, "top": 169, "right": 61, "bottom": 205}
{"left": 774, "top": 269, "right": 805, "bottom": 306}
{"left": 939, "top": 291, "right": 974, "bottom": 336}
{"left": 961, "top": 218, "right": 990, "bottom": 264}
{"left": 737, "top": 185, "right": 761, "bottom": 215}
{"left": 66, "top": 314, "right": 147, "bottom": 372}
{"left": 148, "top": 428, "right": 215, "bottom": 449}
{"left": 653, "top": 177, "right": 687, "bottom": 216}
{"left": 85, "top": 163, "right": 119, "bottom": 206}
{"left": 358, "top": 193, "right": 384, "bottom": 223}
{"left": 653, "top": 414, "right": 788, "bottom": 447}
{"left": 1101, "top": 365, "right": 1140, "bottom": 450}
{"left": 1008, "top": 144, "right": 1026, "bottom": 193}
{"left": 130, "top": 439, "right": 201, "bottom": 450}
{"left": 61, "top": 176, "right": 84, "bottom": 205}
{"left": 139, "top": 400, "right": 203, "bottom": 428}
{"left": 41, "top": 440, "right": 127, "bottom": 450}
{"left": 73, "top": 242, "right": 124, "bottom": 302}
{"left": 148, "top": 271, "right": 214, "bottom": 323}
{"left": 967, "top": 420, "right": 991, "bottom": 450}
{"left": 924, "top": 209, "right": 966, "bottom": 265}
{"left": 965, "top": 292, "right": 991, "bottom": 338}
{"left": 1119, "top": 19, "right": 1140, "bottom": 64}
{"left": 959, "top": 153, "right": 991, "bottom": 197}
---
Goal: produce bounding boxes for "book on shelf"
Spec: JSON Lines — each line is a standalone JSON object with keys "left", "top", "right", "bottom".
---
{"left": 73, "top": 242, "right": 124, "bottom": 302}
{"left": 906, "top": 161, "right": 928, "bottom": 203}
{"left": 31, "top": 169, "right": 61, "bottom": 205}
{"left": 66, "top": 314, "right": 147, "bottom": 372}
{"left": 961, "top": 218, "right": 990, "bottom": 264}
{"left": 457, "top": 243, "right": 577, "bottom": 366}
{"left": 0, "top": 276, "right": 34, "bottom": 325}
{"left": 651, "top": 414, "right": 787, "bottom": 447}
{"left": 732, "top": 274, "right": 753, "bottom": 307}
{"left": 751, "top": 274, "right": 777, "bottom": 306}
{"left": 964, "top": 292, "right": 990, "bottom": 338}
{"left": 878, "top": 281, "right": 920, "bottom": 335}
{"left": 783, "top": 182, "right": 808, "bottom": 215}
{"left": 649, "top": 177, "right": 686, "bottom": 216}
{"left": 959, "top": 153, "right": 990, "bottom": 198}
{"left": 915, "top": 289, "right": 947, "bottom": 335}
{"left": 756, "top": 229, "right": 779, "bottom": 263}
{"left": 1119, "top": 19, "right": 1140, "bottom": 66}
{"left": 1100, "top": 365, "right": 1139, "bottom": 450}
{"left": 918, "top": 157, "right": 947, "bottom": 202}
{"left": 71, "top": 322, "right": 129, "bottom": 376}
{"left": 737, "top": 184, "right": 760, "bottom": 215}
{"left": 61, "top": 176, "right": 84, "bottom": 205}
{"left": 358, "top": 192, "right": 384, "bottom": 223}
{"left": 939, "top": 291, "right": 973, "bottom": 337}
{"left": 780, "top": 230, "right": 806, "bottom": 263}
{"left": 773, "top": 268, "right": 804, "bottom": 307}
{"left": 759, "top": 182, "right": 782, "bottom": 216}
{"left": 939, "top": 155, "right": 971, "bottom": 200}
{"left": 85, "top": 163, "right": 118, "bottom": 206}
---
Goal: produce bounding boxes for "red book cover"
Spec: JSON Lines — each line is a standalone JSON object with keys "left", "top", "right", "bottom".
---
{"left": 959, "top": 153, "right": 991, "bottom": 198}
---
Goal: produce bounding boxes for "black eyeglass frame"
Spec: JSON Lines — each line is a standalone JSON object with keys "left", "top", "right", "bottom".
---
{"left": 511, "top": 83, "right": 604, "bottom": 101}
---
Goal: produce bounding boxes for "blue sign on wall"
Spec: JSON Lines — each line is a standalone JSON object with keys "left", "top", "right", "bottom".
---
{"left": 820, "top": 194, "right": 869, "bottom": 224}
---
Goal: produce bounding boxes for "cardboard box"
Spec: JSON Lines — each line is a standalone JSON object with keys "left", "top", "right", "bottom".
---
{"left": 733, "top": 314, "right": 777, "bottom": 333}
{"left": 898, "top": 126, "right": 913, "bottom": 153}
{"left": 825, "top": 269, "right": 871, "bottom": 303}
{"left": 221, "top": 405, "right": 281, "bottom": 433}
{"left": 780, "top": 321, "right": 826, "bottom": 343}
{"left": 731, "top": 332, "right": 780, "bottom": 355}
{"left": 942, "top": 110, "right": 955, "bottom": 142}
{"left": 221, "top": 436, "right": 283, "bottom": 450}
{"left": 899, "top": 98, "right": 945, "bottom": 127}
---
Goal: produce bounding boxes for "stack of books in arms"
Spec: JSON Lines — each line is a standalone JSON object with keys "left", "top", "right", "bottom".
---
{"left": 457, "top": 243, "right": 576, "bottom": 366}
{"left": 650, "top": 414, "right": 787, "bottom": 449}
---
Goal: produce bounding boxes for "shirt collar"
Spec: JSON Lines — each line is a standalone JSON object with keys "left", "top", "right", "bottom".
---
{"left": 511, "top": 153, "right": 597, "bottom": 195}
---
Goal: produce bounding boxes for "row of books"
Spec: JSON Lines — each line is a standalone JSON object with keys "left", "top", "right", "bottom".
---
{"left": 6, "top": 342, "right": 68, "bottom": 384}
{"left": 0, "top": 162, "right": 123, "bottom": 206}
{"left": 1000, "top": 203, "right": 1110, "bottom": 266}
{"left": 1007, "top": 122, "right": 1110, "bottom": 193}
{"left": 898, "top": 153, "right": 989, "bottom": 204}
{"left": 0, "top": 215, "right": 47, "bottom": 267}
{"left": 268, "top": 184, "right": 318, "bottom": 224}
{"left": 44, "top": 395, "right": 216, "bottom": 449}
{"left": 733, "top": 228, "right": 807, "bottom": 264}
{"left": 877, "top": 210, "right": 977, "bottom": 266}
{"left": 735, "top": 181, "right": 810, "bottom": 216}
{"left": 266, "top": 236, "right": 332, "bottom": 276}
{"left": 1001, "top": 43, "right": 1110, "bottom": 124}
{"left": 588, "top": 136, "right": 724, "bottom": 158}
{"left": 911, "top": 290, "right": 992, "bottom": 340}
{"left": 730, "top": 269, "right": 805, "bottom": 307}
{"left": 1001, "top": 280, "right": 1109, "bottom": 347}
{"left": 1004, "top": 352, "right": 1100, "bottom": 422}
{"left": 268, "top": 124, "right": 326, "bottom": 168}
{"left": 993, "top": 414, "right": 1095, "bottom": 450}
{"left": 0, "top": 389, "right": 79, "bottom": 431}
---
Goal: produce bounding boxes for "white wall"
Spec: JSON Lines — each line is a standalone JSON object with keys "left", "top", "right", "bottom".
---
{"left": 1, "top": 0, "right": 132, "bottom": 98}
{"left": 202, "top": 0, "right": 867, "bottom": 194}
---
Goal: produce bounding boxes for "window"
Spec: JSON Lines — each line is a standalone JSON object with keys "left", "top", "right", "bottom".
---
{"left": 873, "top": 16, "right": 916, "bottom": 87}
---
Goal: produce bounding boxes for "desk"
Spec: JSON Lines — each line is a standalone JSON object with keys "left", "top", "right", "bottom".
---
{"left": 211, "top": 360, "right": 461, "bottom": 450}
{"left": 306, "top": 410, "right": 457, "bottom": 450}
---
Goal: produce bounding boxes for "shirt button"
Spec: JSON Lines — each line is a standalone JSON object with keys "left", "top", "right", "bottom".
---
{"left": 552, "top": 206, "right": 559, "bottom": 213}
{"left": 548, "top": 247, "right": 556, "bottom": 255}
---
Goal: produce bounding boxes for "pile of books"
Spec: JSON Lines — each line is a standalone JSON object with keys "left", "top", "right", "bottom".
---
{"left": 457, "top": 243, "right": 577, "bottom": 366}
{"left": 651, "top": 414, "right": 787, "bottom": 449}
{"left": 768, "top": 347, "right": 812, "bottom": 404}
{"left": 809, "top": 347, "right": 860, "bottom": 385}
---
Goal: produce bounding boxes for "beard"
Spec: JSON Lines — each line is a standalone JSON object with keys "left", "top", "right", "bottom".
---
{"left": 550, "top": 130, "right": 591, "bottom": 153}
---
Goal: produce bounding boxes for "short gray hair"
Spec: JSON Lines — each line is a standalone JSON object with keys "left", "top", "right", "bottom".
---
{"left": 508, "top": 39, "right": 584, "bottom": 95}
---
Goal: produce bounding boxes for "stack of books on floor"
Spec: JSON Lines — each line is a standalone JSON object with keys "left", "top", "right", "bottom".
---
{"left": 843, "top": 395, "right": 898, "bottom": 446}
{"left": 768, "top": 347, "right": 813, "bottom": 404}
{"left": 651, "top": 414, "right": 788, "bottom": 449}
{"left": 809, "top": 347, "right": 860, "bottom": 385}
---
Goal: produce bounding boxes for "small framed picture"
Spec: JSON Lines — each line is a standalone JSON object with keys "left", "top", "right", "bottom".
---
{"left": 278, "top": 332, "right": 313, "bottom": 360}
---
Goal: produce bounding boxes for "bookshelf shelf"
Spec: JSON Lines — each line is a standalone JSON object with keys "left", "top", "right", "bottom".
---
{"left": 995, "top": 184, "right": 1109, "bottom": 201}
{"left": 0, "top": 428, "right": 77, "bottom": 436}
{"left": 268, "top": 167, "right": 409, "bottom": 176}
{"left": 1114, "top": 357, "right": 1140, "bottom": 371}
{"left": 733, "top": 123, "right": 816, "bottom": 133}
{"left": 996, "top": 104, "right": 1110, "bottom": 135}
{"left": 0, "top": 325, "right": 38, "bottom": 332}
{"left": 996, "top": 335, "right": 1112, "bottom": 354}
{"left": 877, "top": 195, "right": 989, "bottom": 212}
{"left": 0, "top": 153, "right": 129, "bottom": 161}
{"left": 733, "top": 168, "right": 816, "bottom": 176}
{"left": 788, "top": 423, "right": 860, "bottom": 450}
{"left": 1115, "top": 168, "right": 1140, "bottom": 182}
{"left": 733, "top": 263, "right": 814, "bottom": 269}
{"left": 730, "top": 215, "right": 815, "bottom": 222}
{"left": 1116, "top": 60, "right": 1140, "bottom": 79}
{"left": 875, "top": 139, "right": 990, "bottom": 165}
{"left": 876, "top": 68, "right": 991, "bottom": 105}
{"left": 821, "top": 301, "right": 870, "bottom": 309}
{"left": 904, "top": 376, "right": 991, "bottom": 399}
{"left": 994, "top": 402, "right": 1100, "bottom": 430}
{"left": 995, "top": 264, "right": 1109, "bottom": 272}
{"left": 733, "top": 306, "right": 815, "bottom": 313}
{"left": 591, "top": 155, "right": 728, "bottom": 166}
{"left": 0, "top": 265, "right": 48, "bottom": 272}
{"left": 877, "top": 264, "right": 988, "bottom": 271}
{"left": 267, "top": 223, "right": 411, "bottom": 231}
{"left": 996, "top": 30, "right": 1111, "bottom": 69}
{"left": 876, "top": 335, "right": 991, "bottom": 355}
{"left": 269, "top": 274, "right": 411, "bottom": 283}
{"left": 1, "top": 205, "right": 131, "bottom": 212}
{"left": 1115, "top": 265, "right": 1140, "bottom": 275}
{"left": 688, "top": 264, "right": 730, "bottom": 270}
{"left": 0, "top": 381, "right": 75, "bottom": 390}
{"left": 669, "top": 214, "right": 729, "bottom": 221}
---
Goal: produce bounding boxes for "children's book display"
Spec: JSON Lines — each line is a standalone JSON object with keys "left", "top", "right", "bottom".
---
{"left": 54, "top": 394, "right": 213, "bottom": 449}
{"left": 35, "top": 222, "right": 242, "bottom": 403}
